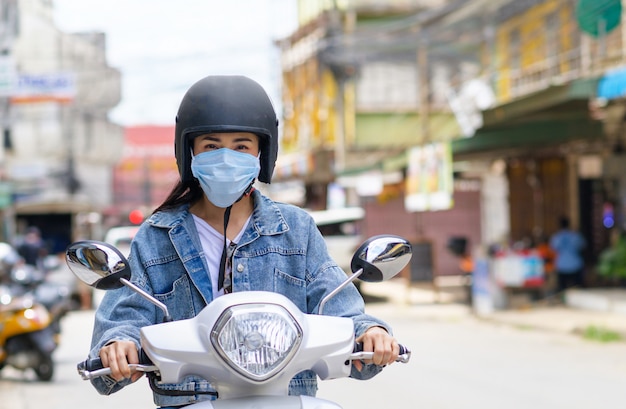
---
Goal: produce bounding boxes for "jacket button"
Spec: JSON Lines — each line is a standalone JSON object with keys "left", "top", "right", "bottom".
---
{"left": 237, "top": 264, "right": 244, "bottom": 272}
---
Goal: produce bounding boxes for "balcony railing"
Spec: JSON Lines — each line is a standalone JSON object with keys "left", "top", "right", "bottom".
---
{"left": 500, "top": 30, "right": 626, "bottom": 103}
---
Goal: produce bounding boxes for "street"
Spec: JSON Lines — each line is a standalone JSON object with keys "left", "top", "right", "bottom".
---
{"left": 319, "top": 302, "right": 626, "bottom": 408}
{"left": 2, "top": 297, "right": 626, "bottom": 409}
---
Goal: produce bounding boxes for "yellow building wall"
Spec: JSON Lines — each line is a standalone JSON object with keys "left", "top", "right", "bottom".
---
{"left": 280, "top": 57, "right": 339, "bottom": 155}
{"left": 494, "top": 0, "right": 573, "bottom": 102}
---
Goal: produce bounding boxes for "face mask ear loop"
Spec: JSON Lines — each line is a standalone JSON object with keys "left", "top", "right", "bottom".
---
{"left": 218, "top": 205, "right": 232, "bottom": 291}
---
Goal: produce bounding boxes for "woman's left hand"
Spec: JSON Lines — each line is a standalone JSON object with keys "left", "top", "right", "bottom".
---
{"left": 353, "top": 326, "right": 399, "bottom": 371}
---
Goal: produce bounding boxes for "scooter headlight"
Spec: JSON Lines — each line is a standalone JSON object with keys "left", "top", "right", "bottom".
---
{"left": 210, "top": 303, "right": 302, "bottom": 381}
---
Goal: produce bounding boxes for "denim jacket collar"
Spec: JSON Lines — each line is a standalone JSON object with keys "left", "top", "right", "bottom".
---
{"left": 146, "top": 189, "right": 289, "bottom": 238}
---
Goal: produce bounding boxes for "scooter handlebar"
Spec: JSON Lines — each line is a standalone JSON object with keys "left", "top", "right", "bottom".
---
{"left": 76, "top": 342, "right": 411, "bottom": 381}
{"left": 352, "top": 342, "right": 411, "bottom": 364}
{"left": 77, "top": 349, "right": 156, "bottom": 380}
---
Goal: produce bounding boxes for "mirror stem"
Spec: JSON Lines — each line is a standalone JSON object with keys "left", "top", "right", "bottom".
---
{"left": 120, "top": 278, "right": 173, "bottom": 322}
{"left": 318, "top": 268, "right": 363, "bottom": 315}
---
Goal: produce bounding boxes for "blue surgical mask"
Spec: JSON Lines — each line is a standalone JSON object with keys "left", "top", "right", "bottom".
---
{"left": 191, "top": 148, "right": 261, "bottom": 208}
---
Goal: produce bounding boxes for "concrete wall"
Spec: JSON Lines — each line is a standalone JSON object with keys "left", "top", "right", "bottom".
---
{"left": 362, "top": 183, "right": 482, "bottom": 278}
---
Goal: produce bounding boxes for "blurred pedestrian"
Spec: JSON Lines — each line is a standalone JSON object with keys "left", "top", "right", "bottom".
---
{"left": 549, "top": 216, "right": 586, "bottom": 294}
{"left": 16, "top": 226, "right": 48, "bottom": 267}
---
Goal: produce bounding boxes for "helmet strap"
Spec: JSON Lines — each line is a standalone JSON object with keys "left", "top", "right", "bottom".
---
{"left": 217, "top": 181, "right": 255, "bottom": 292}
{"left": 218, "top": 205, "right": 232, "bottom": 292}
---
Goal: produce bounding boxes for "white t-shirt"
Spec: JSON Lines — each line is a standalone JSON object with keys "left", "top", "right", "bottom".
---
{"left": 192, "top": 214, "right": 250, "bottom": 299}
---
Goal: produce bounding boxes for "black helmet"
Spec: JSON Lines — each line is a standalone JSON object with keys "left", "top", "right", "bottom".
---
{"left": 175, "top": 75, "right": 279, "bottom": 184}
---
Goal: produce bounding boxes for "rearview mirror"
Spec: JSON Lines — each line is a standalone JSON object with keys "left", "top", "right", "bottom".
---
{"left": 350, "top": 235, "right": 412, "bottom": 282}
{"left": 65, "top": 241, "right": 130, "bottom": 290}
{"left": 66, "top": 241, "right": 171, "bottom": 322}
{"left": 319, "top": 235, "right": 412, "bottom": 315}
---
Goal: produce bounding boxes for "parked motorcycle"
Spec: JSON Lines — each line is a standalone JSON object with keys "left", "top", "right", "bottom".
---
{"left": 65, "top": 235, "right": 412, "bottom": 408}
{"left": 0, "top": 243, "right": 66, "bottom": 381}
{"left": 9, "top": 255, "right": 77, "bottom": 345}
{"left": 0, "top": 286, "right": 57, "bottom": 381}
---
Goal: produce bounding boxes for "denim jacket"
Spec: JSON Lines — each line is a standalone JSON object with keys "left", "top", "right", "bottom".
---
{"left": 89, "top": 190, "right": 391, "bottom": 408}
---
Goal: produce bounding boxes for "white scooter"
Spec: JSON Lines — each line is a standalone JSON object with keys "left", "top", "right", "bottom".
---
{"left": 65, "top": 235, "right": 412, "bottom": 408}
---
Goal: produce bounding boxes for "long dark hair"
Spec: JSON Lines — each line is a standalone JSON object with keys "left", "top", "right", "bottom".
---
{"left": 152, "top": 179, "right": 204, "bottom": 214}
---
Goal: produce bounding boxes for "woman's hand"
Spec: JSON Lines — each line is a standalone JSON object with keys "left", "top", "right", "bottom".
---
{"left": 99, "top": 340, "right": 143, "bottom": 382}
{"left": 353, "top": 326, "right": 399, "bottom": 371}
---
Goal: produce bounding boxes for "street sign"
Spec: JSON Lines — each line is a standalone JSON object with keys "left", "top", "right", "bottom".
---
{"left": 576, "top": 0, "right": 622, "bottom": 38}
{"left": 0, "top": 182, "right": 13, "bottom": 209}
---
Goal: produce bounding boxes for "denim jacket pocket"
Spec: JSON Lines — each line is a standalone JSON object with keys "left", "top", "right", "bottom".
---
{"left": 273, "top": 268, "right": 307, "bottom": 311}
{"left": 153, "top": 274, "right": 196, "bottom": 321}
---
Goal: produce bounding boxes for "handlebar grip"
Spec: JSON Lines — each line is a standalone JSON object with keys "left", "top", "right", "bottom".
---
{"left": 353, "top": 342, "right": 409, "bottom": 353}
{"left": 77, "top": 357, "right": 104, "bottom": 373}
{"left": 398, "top": 344, "right": 409, "bottom": 356}
{"left": 76, "top": 348, "right": 154, "bottom": 377}
{"left": 353, "top": 342, "right": 411, "bottom": 363}
{"left": 139, "top": 348, "right": 153, "bottom": 365}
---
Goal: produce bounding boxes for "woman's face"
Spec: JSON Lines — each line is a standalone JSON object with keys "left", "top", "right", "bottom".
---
{"left": 192, "top": 132, "right": 259, "bottom": 156}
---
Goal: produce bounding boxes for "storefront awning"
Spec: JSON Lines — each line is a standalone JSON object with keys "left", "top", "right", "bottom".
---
{"left": 598, "top": 66, "right": 626, "bottom": 100}
{"left": 452, "top": 117, "right": 602, "bottom": 156}
{"left": 482, "top": 78, "right": 599, "bottom": 128}
{"left": 453, "top": 78, "right": 602, "bottom": 157}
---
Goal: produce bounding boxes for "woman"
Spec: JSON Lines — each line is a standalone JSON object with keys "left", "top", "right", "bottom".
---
{"left": 89, "top": 75, "right": 399, "bottom": 408}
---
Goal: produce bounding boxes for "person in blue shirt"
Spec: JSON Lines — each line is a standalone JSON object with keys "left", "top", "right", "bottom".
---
{"left": 550, "top": 216, "right": 586, "bottom": 294}
{"left": 88, "top": 75, "right": 399, "bottom": 408}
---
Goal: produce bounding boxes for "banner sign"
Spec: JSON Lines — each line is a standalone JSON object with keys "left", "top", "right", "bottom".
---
{"left": 404, "top": 142, "right": 453, "bottom": 212}
{"left": 10, "top": 72, "right": 76, "bottom": 104}
{"left": 492, "top": 252, "right": 544, "bottom": 288}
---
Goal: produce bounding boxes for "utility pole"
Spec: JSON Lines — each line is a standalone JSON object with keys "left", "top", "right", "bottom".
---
{"left": 0, "top": 0, "right": 18, "bottom": 242}
{"left": 61, "top": 98, "right": 80, "bottom": 195}
{"left": 0, "top": 0, "right": 18, "bottom": 151}
{"left": 417, "top": 35, "right": 430, "bottom": 145}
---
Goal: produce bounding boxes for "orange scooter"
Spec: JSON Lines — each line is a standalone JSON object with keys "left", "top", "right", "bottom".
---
{"left": 0, "top": 287, "right": 57, "bottom": 381}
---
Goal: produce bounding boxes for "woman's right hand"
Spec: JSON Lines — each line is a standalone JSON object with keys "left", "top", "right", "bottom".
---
{"left": 99, "top": 340, "right": 143, "bottom": 382}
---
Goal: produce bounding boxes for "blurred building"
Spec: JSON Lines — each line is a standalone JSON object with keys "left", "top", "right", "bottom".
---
{"left": 106, "top": 125, "right": 178, "bottom": 229}
{"left": 0, "top": 0, "right": 122, "bottom": 252}
{"left": 447, "top": 0, "right": 624, "bottom": 280}
{"left": 276, "top": 0, "right": 479, "bottom": 279}
{"left": 277, "top": 0, "right": 626, "bottom": 283}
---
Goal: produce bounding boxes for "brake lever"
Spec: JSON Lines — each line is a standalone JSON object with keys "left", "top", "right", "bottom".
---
{"left": 350, "top": 343, "right": 411, "bottom": 364}
{"left": 78, "top": 364, "right": 159, "bottom": 380}
{"left": 350, "top": 351, "right": 411, "bottom": 364}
